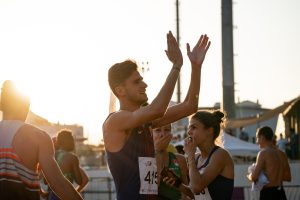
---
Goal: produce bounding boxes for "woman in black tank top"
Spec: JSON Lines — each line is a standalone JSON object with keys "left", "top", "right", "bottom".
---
{"left": 184, "top": 110, "right": 234, "bottom": 200}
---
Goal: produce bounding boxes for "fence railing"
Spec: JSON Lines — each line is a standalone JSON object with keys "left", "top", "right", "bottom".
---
{"left": 81, "top": 177, "right": 116, "bottom": 200}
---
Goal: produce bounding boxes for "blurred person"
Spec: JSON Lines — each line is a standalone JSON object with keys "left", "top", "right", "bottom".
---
{"left": 48, "top": 130, "right": 89, "bottom": 200}
{"left": 167, "top": 143, "right": 178, "bottom": 154}
{"left": 51, "top": 136, "right": 89, "bottom": 194}
{"left": 239, "top": 126, "right": 249, "bottom": 142}
{"left": 153, "top": 124, "right": 194, "bottom": 200}
{"left": 0, "top": 80, "right": 83, "bottom": 200}
{"left": 247, "top": 126, "right": 286, "bottom": 200}
{"left": 175, "top": 145, "right": 185, "bottom": 155}
{"left": 272, "top": 134, "right": 291, "bottom": 200}
{"left": 277, "top": 133, "right": 288, "bottom": 153}
{"left": 290, "top": 128, "right": 299, "bottom": 159}
{"left": 184, "top": 110, "right": 234, "bottom": 200}
{"left": 103, "top": 32, "right": 210, "bottom": 199}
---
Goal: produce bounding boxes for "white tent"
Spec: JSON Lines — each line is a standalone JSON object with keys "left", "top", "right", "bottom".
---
{"left": 173, "top": 132, "right": 260, "bottom": 157}
{"left": 221, "top": 132, "right": 260, "bottom": 157}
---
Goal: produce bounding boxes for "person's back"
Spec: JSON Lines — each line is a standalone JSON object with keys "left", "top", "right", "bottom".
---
{"left": 0, "top": 121, "right": 41, "bottom": 200}
{"left": 276, "top": 148, "right": 291, "bottom": 182}
{"left": 247, "top": 126, "right": 286, "bottom": 200}
{"left": 55, "top": 150, "right": 77, "bottom": 183}
{"left": 55, "top": 130, "right": 82, "bottom": 185}
{"left": 0, "top": 80, "right": 83, "bottom": 200}
{"left": 261, "top": 147, "right": 283, "bottom": 187}
{"left": 48, "top": 130, "right": 83, "bottom": 200}
{"left": 0, "top": 81, "right": 44, "bottom": 199}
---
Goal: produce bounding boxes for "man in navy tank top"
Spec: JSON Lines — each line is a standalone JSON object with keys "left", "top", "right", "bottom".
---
{"left": 103, "top": 32, "right": 210, "bottom": 200}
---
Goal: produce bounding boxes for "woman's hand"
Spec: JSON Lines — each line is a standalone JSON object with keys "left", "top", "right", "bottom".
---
{"left": 184, "top": 136, "right": 196, "bottom": 157}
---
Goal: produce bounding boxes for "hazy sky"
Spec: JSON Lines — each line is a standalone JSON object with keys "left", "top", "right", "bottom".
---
{"left": 0, "top": 0, "right": 299, "bottom": 144}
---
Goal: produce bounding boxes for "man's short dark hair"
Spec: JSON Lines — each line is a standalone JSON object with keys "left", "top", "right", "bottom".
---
{"left": 108, "top": 60, "right": 138, "bottom": 96}
{"left": 257, "top": 126, "right": 274, "bottom": 141}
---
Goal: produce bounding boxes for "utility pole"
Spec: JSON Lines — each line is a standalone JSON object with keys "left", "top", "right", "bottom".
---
{"left": 222, "top": 0, "right": 236, "bottom": 119}
{"left": 176, "top": 0, "right": 181, "bottom": 104}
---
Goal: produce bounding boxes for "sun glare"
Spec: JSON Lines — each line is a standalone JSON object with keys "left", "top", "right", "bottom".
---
{"left": 10, "top": 80, "right": 32, "bottom": 99}
{"left": 12, "top": 79, "right": 70, "bottom": 123}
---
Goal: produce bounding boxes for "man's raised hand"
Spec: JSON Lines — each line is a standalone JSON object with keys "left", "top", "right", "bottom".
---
{"left": 187, "top": 34, "right": 210, "bottom": 68}
{"left": 165, "top": 31, "right": 183, "bottom": 68}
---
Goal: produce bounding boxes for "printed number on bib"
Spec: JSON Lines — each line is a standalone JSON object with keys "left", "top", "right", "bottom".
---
{"left": 138, "top": 157, "right": 158, "bottom": 195}
{"left": 144, "top": 170, "right": 157, "bottom": 185}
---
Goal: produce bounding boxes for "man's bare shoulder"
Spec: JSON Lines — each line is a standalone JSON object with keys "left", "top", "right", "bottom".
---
{"left": 103, "top": 110, "right": 132, "bottom": 132}
{"left": 104, "top": 110, "right": 127, "bottom": 124}
{"left": 64, "top": 152, "right": 79, "bottom": 163}
{"left": 256, "top": 149, "right": 267, "bottom": 159}
{"left": 259, "top": 148, "right": 279, "bottom": 160}
{"left": 258, "top": 148, "right": 269, "bottom": 155}
{"left": 69, "top": 152, "right": 79, "bottom": 159}
{"left": 102, "top": 111, "right": 131, "bottom": 152}
{"left": 20, "top": 123, "right": 47, "bottom": 134}
{"left": 18, "top": 123, "right": 51, "bottom": 142}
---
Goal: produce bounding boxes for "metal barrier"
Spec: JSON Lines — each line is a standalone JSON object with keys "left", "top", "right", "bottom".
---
{"left": 81, "top": 177, "right": 116, "bottom": 200}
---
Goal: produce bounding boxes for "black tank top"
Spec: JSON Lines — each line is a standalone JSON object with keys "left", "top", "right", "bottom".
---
{"left": 106, "top": 122, "right": 156, "bottom": 200}
{"left": 196, "top": 146, "right": 234, "bottom": 200}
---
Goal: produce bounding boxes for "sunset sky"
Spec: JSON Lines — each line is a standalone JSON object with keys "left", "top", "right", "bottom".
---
{"left": 1, "top": 0, "right": 299, "bottom": 144}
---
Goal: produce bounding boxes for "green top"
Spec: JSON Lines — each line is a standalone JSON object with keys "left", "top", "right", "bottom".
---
{"left": 55, "top": 149, "right": 75, "bottom": 183}
{"left": 158, "top": 152, "right": 182, "bottom": 200}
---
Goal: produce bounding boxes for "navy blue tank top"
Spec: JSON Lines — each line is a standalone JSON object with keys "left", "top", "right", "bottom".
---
{"left": 196, "top": 146, "right": 234, "bottom": 200}
{"left": 106, "top": 122, "right": 157, "bottom": 200}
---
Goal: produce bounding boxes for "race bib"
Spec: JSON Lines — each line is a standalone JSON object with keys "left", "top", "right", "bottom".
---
{"left": 195, "top": 187, "right": 212, "bottom": 200}
{"left": 138, "top": 157, "right": 158, "bottom": 194}
{"left": 194, "top": 168, "right": 212, "bottom": 200}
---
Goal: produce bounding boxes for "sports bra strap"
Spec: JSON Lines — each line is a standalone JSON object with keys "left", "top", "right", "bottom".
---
{"left": 197, "top": 146, "right": 220, "bottom": 170}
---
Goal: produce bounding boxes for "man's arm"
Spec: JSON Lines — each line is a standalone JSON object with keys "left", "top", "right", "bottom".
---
{"left": 153, "top": 35, "right": 211, "bottom": 128}
{"left": 187, "top": 149, "right": 226, "bottom": 193}
{"left": 247, "top": 151, "right": 265, "bottom": 182}
{"left": 38, "top": 132, "right": 83, "bottom": 200}
{"left": 105, "top": 31, "right": 183, "bottom": 132}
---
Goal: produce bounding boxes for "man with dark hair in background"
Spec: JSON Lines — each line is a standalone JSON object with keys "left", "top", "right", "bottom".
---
{"left": 247, "top": 126, "right": 287, "bottom": 200}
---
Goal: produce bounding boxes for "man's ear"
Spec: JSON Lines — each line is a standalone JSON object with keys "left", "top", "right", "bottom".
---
{"left": 115, "top": 86, "right": 125, "bottom": 97}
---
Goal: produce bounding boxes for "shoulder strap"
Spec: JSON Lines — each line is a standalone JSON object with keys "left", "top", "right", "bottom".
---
{"left": 0, "top": 120, "right": 25, "bottom": 147}
{"left": 198, "top": 146, "right": 220, "bottom": 170}
{"left": 195, "top": 153, "right": 201, "bottom": 166}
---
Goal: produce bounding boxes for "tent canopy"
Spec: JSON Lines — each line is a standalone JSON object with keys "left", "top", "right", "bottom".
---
{"left": 221, "top": 132, "right": 259, "bottom": 157}
{"left": 174, "top": 132, "right": 260, "bottom": 157}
